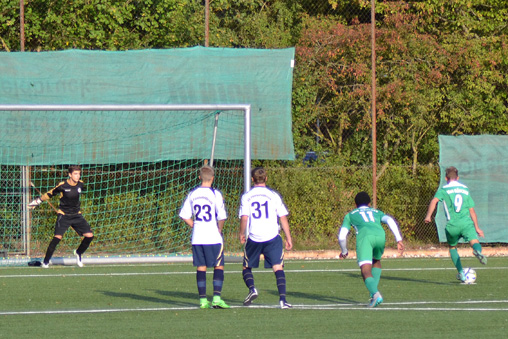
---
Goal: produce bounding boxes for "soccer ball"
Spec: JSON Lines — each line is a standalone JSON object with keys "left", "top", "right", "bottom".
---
{"left": 463, "top": 267, "right": 477, "bottom": 284}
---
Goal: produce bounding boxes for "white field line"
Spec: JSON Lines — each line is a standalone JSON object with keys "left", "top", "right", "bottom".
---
{"left": 0, "top": 266, "right": 506, "bottom": 279}
{"left": 2, "top": 300, "right": 508, "bottom": 315}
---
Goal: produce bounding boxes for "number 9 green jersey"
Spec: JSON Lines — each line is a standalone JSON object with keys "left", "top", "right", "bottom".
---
{"left": 434, "top": 181, "right": 475, "bottom": 226}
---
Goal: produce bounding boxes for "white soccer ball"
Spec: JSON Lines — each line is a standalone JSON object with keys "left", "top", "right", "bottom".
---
{"left": 463, "top": 267, "right": 477, "bottom": 284}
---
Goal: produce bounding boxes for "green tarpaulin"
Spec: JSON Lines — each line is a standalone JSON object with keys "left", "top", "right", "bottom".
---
{"left": 436, "top": 135, "right": 508, "bottom": 243}
{"left": 0, "top": 47, "right": 295, "bottom": 164}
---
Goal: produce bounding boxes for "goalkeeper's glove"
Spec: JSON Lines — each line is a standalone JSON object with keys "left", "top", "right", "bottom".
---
{"left": 28, "top": 197, "right": 42, "bottom": 209}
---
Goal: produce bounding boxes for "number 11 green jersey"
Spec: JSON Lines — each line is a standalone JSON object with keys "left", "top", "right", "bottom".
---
{"left": 341, "top": 206, "right": 387, "bottom": 237}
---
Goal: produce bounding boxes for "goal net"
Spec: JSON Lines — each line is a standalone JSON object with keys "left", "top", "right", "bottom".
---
{"left": 0, "top": 104, "right": 251, "bottom": 265}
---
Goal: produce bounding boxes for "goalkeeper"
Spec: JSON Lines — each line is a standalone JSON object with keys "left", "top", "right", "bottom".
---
{"left": 338, "top": 191, "right": 404, "bottom": 308}
{"left": 28, "top": 165, "right": 94, "bottom": 268}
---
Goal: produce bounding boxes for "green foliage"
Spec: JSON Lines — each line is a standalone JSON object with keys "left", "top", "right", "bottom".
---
{"left": 294, "top": 3, "right": 508, "bottom": 167}
{"left": 0, "top": 0, "right": 20, "bottom": 51}
{"left": 207, "top": 0, "right": 302, "bottom": 48}
{"left": 262, "top": 164, "right": 439, "bottom": 249}
{"left": 19, "top": 0, "right": 205, "bottom": 51}
{"left": 412, "top": 0, "right": 508, "bottom": 37}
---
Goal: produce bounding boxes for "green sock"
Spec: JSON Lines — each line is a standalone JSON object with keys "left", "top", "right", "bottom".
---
{"left": 365, "top": 277, "right": 377, "bottom": 296}
{"left": 372, "top": 267, "right": 382, "bottom": 288}
{"left": 472, "top": 243, "right": 482, "bottom": 253}
{"left": 450, "top": 248, "right": 463, "bottom": 273}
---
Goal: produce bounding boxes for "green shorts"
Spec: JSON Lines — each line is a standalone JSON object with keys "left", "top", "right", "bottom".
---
{"left": 445, "top": 222, "right": 478, "bottom": 247}
{"left": 356, "top": 233, "right": 386, "bottom": 267}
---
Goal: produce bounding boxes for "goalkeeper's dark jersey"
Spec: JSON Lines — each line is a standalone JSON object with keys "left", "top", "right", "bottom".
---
{"left": 41, "top": 180, "right": 85, "bottom": 215}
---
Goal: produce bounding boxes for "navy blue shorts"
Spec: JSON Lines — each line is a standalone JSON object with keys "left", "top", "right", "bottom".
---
{"left": 243, "top": 235, "right": 284, "bottom": 269}
{"left": 55, "top": 214, "right": 91, "bottom": 237}
{"left": 192, "top": 244, "right": 225, "bottom": 268}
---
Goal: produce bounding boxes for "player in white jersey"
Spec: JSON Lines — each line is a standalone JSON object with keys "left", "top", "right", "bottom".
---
{"left": 239, "top": 167, "right": 293, "bottom": 309}
{"left": 425, "top": 166, "right": 486, "bottom": 282}
{"left": 179, "top": 165, "right": 229, "bottom": 309}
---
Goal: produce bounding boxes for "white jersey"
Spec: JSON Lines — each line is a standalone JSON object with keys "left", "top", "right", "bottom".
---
{"left": 179, "top": 186, "right": 227, "bottom": 245}
{"left": 239, "top": 185, "right": 289, "bottom": 242}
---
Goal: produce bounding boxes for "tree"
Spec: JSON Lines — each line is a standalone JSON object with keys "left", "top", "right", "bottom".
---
{"left": 294, "top": 2, "right": 508, "bottom": 170}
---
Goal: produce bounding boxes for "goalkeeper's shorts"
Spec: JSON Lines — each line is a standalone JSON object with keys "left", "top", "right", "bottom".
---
{"left": 55, "top": 214, "right": 91, "bottom": 236}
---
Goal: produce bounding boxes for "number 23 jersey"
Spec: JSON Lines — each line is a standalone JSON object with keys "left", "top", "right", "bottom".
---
{"left": 179, "top": 187, "right": 227, "bottom": 245}
{"left": 239, "top": 186, "right": 289, "bottom": 242}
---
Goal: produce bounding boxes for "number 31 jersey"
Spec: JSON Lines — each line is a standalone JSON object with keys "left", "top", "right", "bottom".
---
{"left": 179, "top": 186, "right": 227, "bottom": 245}
{"left": 434, "top": 181, "right": 475, "bottom": 226}
{"left": 239, "top": 186, "right": 289, "bottom": 242}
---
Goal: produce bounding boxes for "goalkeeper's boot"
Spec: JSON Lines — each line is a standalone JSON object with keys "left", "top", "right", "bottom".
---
{"left": 367, "top": 291, "right": 383, "bottom": 308}
{"left": 243, "top": 288, "right": 258, "bottom": 306}
{"left": 473, "top": 250, "right": 487, "bottom": 265}
{"left": 212, "top": 297, "right": 230, "bottom": 309}
{"left": 199, "top": 299, "right": 211, "bottom": 309}
{"left": 279, "top": 300, "right": 293, "bottom": 309}
{"left": 41, "top": 261, "right": 49, "bottom": 269}
{"left": 457, "top": 270, "right": 466, "bottom": 283}
{"left": 74, "top": 250, "right": 84, "bottom": 267}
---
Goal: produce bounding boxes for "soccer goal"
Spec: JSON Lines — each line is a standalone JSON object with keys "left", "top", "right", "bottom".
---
{"left": 0, "top": 104, "right": 251, "bottom": 265}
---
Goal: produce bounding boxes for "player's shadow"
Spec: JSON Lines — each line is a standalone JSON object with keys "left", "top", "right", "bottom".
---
{"left": 342, "top": 271, "right": 453, "bottom": 286}
{"left": 265, "top": 289, "right": 358, "bottom": 304}
{"left": 152, "top": 289, "right": 200, "bottom": 305}
{"left": 97, "top": 289, "right": 196, "bottom": 307}
{"left": 379, "top": 274, "right": 453, "bottom": 285}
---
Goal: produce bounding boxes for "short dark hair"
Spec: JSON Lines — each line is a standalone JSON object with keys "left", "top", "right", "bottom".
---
{"left": 200, "top": 165, "right": 214, "bottom": 181}
{"left": 68, "top": 165, "right": 81, "bottom": 174}
{"left": 251, "top": 167, "right": 267, "bottom": 184}
{"left": 355, "top": 191, "right": 371, "bottom": 207}
{"left": 445, "top": 166, "right": 458, "bottom": 180}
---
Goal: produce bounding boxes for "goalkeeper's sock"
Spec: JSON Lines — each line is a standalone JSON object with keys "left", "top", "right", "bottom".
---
{"left": 43, "top": 237, "right": 61, "bottom": 264}
{"left": 275, "top": 270, "right": 287, "bottom": 302}
{"left": 242, "top": 268, "right": 255, "bottom": 291}
{"left": 364, "top": 277, "right": 378, "bottom": 296}
{"left": 450, "top": 248, "right": 463, "bottom": 273}
{"left": 213, "top": 268, "right": 224, "bottom": 297}
{"left": 76, "top": 236, "right": 94, "bottom": 255}
{"left": 372, "top": 267, "right": 382, "bottom": 288}
{"left": 196, "top": 270, "right": 207, "bottom": 299}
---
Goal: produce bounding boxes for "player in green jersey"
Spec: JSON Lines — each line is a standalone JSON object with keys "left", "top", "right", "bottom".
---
{"left": 424, "top": 166, "right": 486, "bottom": 283}
{"left": 338, "top": 192, "right": 404, "bottom": 308}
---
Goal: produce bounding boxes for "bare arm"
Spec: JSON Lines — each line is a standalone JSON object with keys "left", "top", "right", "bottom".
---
{"left": 469, "top": 208, "right": 484, "bottom": 238}
{"left": 279, "top": 215, "right": 292, "bottom": 250}
{"left": 424, "top": 197, "right": 440, "bottom": 223}
{"left": 217, "top": 219, "right": 225, "bottom": 233}
{"left": 181, "top": 218, "right": 193, "bottom": 228}
{"left": 239, "top": 215, "right": 248, "bottom": 244}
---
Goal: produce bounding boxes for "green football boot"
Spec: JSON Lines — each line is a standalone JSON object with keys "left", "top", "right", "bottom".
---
{"left": 199, "top": 299, "right": 211, "bottom": 309}
{"left": 211, "top": 297, "right": 230, "bottom": 309}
